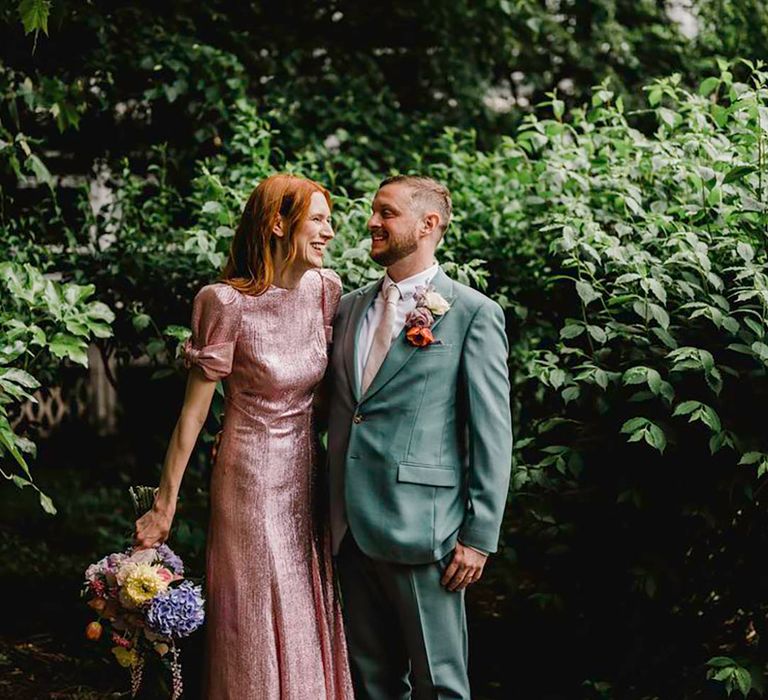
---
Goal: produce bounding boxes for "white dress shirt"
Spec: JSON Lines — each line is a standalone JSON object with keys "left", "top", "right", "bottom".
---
{"left": 355, "top": 262, "right": 439, "bottom": 387}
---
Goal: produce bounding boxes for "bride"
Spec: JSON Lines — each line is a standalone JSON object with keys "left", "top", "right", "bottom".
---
{"left": 134, "top": 174, "right": 354, "bottom": 699}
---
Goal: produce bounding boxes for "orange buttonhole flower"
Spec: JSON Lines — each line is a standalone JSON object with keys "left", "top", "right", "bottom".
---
{"left": 406, "top": 326, "right": 434, "bottom": 347}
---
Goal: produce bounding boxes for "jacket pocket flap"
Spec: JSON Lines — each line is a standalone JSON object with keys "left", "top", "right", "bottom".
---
{"left": 397, "top": 462, "right": 457, "bottom": 487}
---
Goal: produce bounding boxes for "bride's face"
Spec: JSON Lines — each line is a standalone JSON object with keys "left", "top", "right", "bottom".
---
{"left": 291, "top": 192, "right": 334, "bottom": 269}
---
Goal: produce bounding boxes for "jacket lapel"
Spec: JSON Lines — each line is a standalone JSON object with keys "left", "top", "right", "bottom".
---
{"left": 342, "top": 279, "right": 382, "bottom": 402}
{"left": 361, "top": 268, "right": 456, "bottom": 403}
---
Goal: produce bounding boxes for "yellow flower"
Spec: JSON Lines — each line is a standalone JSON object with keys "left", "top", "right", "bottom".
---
{"left": 121, "top": 563, "right": 169, "bottom": 607}
{"left": 112, "top": 646, "right": 140, "bottom": 668}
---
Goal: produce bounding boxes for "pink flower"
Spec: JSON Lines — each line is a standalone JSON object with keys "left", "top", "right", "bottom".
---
{"left": 405, "top": 307, "right": 434, "bottom": 329}
{"left": 111, "top": 632, "right": 132, "bottom": 648}
{"left": 89, "top": 579, "right": 107, "bottom": 597}
{"left": 156, "top": 567, "right": 174, "bottom": 584}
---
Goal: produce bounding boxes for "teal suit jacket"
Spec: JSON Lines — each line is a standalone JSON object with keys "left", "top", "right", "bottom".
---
{"left": 328, "top": 267, "right": 512, "bottom": 565}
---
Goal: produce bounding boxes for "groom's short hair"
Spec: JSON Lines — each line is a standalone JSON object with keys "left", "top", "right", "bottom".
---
{"left": 379, "top": 175, "right": 452, "bottom": 237}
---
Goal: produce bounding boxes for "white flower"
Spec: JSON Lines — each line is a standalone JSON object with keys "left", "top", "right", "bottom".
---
{"left": 424, "top": 291, "right": 451, "bottom": 315}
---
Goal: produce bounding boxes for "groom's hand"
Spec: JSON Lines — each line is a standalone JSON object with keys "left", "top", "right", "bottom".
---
{"left": 441, "top": 542, "right": 488, "bottom": 592}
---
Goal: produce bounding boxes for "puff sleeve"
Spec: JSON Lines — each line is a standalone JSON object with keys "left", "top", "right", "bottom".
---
{"left": 182, "top": 284, "right": 243, "bottom": 381}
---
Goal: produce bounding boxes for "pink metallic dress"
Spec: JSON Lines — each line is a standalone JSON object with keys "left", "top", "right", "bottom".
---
{"left": 183, "top": 269, "right": 353, "bottom": 700}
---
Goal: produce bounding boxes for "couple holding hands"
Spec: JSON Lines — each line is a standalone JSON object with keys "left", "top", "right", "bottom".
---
{"left": 134, "top": 173, "right": 512, "bottom": 699}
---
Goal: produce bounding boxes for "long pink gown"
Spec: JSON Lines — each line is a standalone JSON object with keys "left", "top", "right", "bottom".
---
{"left": 182, "top": 269, "right": 354, "bottom": 699}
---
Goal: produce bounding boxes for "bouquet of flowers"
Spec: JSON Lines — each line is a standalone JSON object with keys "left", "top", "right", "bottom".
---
{"left": 82, "top": 542, "right": 204, "bottom": 698}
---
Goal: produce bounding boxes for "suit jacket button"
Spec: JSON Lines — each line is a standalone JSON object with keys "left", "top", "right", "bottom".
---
{"left": 353, "top": 414, "right": 364, "bottom": 424}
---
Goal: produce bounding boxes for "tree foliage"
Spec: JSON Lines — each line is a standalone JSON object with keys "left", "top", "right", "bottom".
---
{"left": 3, "top": 2, "right": 768, "bottom": 697}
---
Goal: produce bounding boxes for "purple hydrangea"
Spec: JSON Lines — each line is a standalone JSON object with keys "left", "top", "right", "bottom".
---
{"left": 146, "top": 581, "right": 205, "bottom": 638}
{"left": 156, "top": 544, "right": 184, "bottom": 575}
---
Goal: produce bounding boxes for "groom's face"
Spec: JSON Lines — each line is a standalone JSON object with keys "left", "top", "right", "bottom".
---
{"left": 367, "top": 183, "right": 420, "bottom": 267}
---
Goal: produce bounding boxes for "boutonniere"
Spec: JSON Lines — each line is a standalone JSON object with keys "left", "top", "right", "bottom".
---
{"left": 404, "top": 285, "right": 451, "bottom": 347}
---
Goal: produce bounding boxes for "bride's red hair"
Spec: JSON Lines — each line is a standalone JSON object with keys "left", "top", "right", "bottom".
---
{"left": 222, "top": 174, "right": 331, "bottom": 295}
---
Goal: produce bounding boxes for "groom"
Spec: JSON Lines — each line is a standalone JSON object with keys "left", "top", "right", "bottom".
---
{"left": 327, "top": 175, "right": 512, "bottom": 699}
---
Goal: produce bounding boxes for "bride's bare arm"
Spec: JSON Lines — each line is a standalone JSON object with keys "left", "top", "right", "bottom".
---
{"left": 133, "top": 367, "right": 217, "bottom": 549}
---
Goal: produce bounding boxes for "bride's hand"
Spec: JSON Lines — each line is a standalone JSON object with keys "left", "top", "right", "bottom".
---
{"left": 134, "top": 506, "right": 174, "bottom": 550}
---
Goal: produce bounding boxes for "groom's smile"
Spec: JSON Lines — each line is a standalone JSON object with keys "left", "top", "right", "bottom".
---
{"left": 367, "top": 183, "right": 420, "bottom": 266}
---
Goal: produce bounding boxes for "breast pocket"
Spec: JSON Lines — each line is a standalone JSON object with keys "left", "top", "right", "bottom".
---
{"left": 413, "top": 343, "right": 454, "bottom": 358}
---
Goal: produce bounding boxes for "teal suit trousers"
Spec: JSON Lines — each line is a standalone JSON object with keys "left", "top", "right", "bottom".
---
{"left": 337, "top": 534, "right": 469, "bottom": 700}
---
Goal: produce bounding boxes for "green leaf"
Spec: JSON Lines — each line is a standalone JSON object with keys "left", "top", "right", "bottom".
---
{"left": 734, "top": 667, "right": 751, "bottom": 697}
{"left": 26, "top": 154, "right": 53, "bottom": 188}
{"left": 647, "top": 279, "right": 667, "bottom": 304}
{"left": 752, "top": 342, "right": 768, "bottom": 362}
{"left": 621, "top": 417, "right": 649, "bottom": 434}
{"left": 38, "top": 490, "right": 57, "bottom": 515}
{"left": 63, "top": 283, "right": 95, "bottom": 306}
{"left": 549, "top": 369, "right": 566, "bottom": 389}
{"left": 725, "top": 166, "right": 757, "bottom": 185}
{"left": 624, "top": 196, "right": 643, "bottom": 216}
{"left": 707, "top": 185, "right": 722, "bottom": 206}
{"left": 9, "top": 474, "right": 32, "bottom": 489}
{"left": 712, "top": 104, "right": 729, "bottom": 127}
{"left": 0, "top": 416, "right": 32, "bottom": 478}
{"left": 739, "top": 452, "right": 765, "bottom": 466}
{"left": 736, "top": 240, "right": 754, "bottom": 262}
{"left": 164, "top": 325, "right": 192, "bottom": 342}
{"left": 649, "top": 303, "right": 669, "bottom": 330}
{"left": 646, "top": 425, "right": 666, "bottom": 453}
{"left": 587, "top": 325, "right": 607, "bottom": 343}
{"left": 659, "top": 382, "right": 675, "bottom": 404}
{"left": 560, "top": 323, "right": 585, "bottom": 339}
{"left": 575, "top": 280, "right": 600, "bottom": 306}
{"left": 48, "top": 334, "right": 89, "bottom": 366}
{"left": 647, "top": 369, "right": 662, "bottom": 394}
{"left": 710, "top": 432, "right": 727, "bottom": 454}
{"left": 658, "top": 107, "right": 679, "bottom": 128}
{"left": 0, "top": 368, "right": 40, "bottom": 390}
{"left": 699, "top": 76, "right": 720, "bottom": 97}
{"left": 87, "top": 301, "right": 116, "bottom": 323}
{"left": 147, "top": 339, "right": 166, "bottom": 358}
{"left": 202, "top": 200, "right": 223, "bottom": 214}
{"left": 700, "top": 405, "right": 722, "bottom": 432}
{"left": 594, "top": 369, "right": 609, "bottom": 390}
{"left": 707, "top": 656, "right": 738, "bottom": 669}
{"left": 651, "top": 328, "right": 678, "bottom": 350}
{"left": 562, "top": 386, "right": 580, "bottom": 404}
{"left": 711, "top": 667, "right": 734, "bottom": 682}
{"left": 673, "top": 401, "right": 699, "bottom": 417}
{"left": 18, "top": 0, "right": 50, "bottom": 35}
{"left": 132, "top": 313, "right": 152, "bottom": 332}
{"left": 622, "top": 367, "right": 648, "bottom": 385}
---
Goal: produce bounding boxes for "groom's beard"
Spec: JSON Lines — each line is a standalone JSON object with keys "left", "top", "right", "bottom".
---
{"left": 370, "top": 227, "right": 419, "bottom": 267}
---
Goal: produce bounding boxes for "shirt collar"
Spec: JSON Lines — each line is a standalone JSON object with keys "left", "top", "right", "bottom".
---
{"left": 382, "top": 262, "right": 439, "bottom": 301}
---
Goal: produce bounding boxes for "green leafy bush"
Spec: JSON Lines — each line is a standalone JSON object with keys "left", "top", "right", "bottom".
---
{"left": 0, "top": 262, "right": 114, "bottom": 511}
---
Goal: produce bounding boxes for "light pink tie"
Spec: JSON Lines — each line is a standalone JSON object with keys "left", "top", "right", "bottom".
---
{"left": 361, "top": 284, "right": 401, "bottom": 393}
